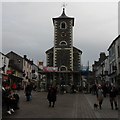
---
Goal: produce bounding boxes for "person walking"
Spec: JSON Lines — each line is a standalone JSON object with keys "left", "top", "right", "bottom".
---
{"left": 47, "top": 85, "right": 57, "bottom": 107}
{"left": 102, "top": 83, "right": 107, "bottom": 97}
{"left": 12, "top": 90, "right": 20, "bottom": 110}
{"left": 109, "top": 85, "right": 118, "bottom": 110}
{"left": 25, "top": 82, "right": 33, "bottom": 101}
{"left": 96, "top": 84, "right": 104, "bottom": 109}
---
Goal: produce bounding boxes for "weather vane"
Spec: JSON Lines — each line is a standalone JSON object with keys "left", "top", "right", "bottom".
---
{"left": 61, "top": 2, "right": 67, "bottom": 9}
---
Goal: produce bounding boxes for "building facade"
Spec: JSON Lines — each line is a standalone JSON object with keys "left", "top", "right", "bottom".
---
{"left": 6, "top": 51, "right": 40, "bottom": 88}
{"left": 0, "top": 52, "right": 9, "bottom": 75}
{"left": 46, "top": 8, "right": 82, "bottom": 89}
{"left": 108, "top": 35, "right": 119, "bottom": 85}
{"left": 0, "top": 52, "right": 9, "bottom": 86}
{"left": 107, "top": 35, "right": 120, "bottom": 86}
{"left": 92, "top": 52, "right": 108, "bottom": 84}
{"left": 23, "top": 55, "right": 33, "bottom": 80}
{"left": 118, "top": 36, "right": 120, "bottom": 79}
{"left": 6, "top": 51, "right": 23, "bottom": 85}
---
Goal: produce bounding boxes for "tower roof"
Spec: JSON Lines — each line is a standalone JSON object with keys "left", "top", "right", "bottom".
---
{"left": 53, "top": 8, "right": 74, "bottom": 26}
{"left": 58, "top": 8, "right": 70, "bottom": 18}
{"left": 56, "top": 8, "right": 73, "bottom": 19}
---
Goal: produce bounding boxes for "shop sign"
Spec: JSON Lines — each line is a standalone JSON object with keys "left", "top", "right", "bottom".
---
{"left": 7, "top": 70, "right": 13, "bottom": 74}
{"left": 43, "top": 67, "right": 58, "bottom": 72}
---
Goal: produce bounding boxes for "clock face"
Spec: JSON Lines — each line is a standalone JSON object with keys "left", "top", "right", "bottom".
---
{"left": 61, "top": 32, "right": 66, "bottom": 37}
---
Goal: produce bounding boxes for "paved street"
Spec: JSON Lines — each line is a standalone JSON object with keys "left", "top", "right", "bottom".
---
{"left": 2, "top": 90, "right": 119, "bottom": 119}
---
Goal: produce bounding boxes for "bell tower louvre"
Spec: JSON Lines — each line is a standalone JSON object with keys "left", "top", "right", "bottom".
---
{"left": 45, "top": 7, "right": 82, "bottom": 89}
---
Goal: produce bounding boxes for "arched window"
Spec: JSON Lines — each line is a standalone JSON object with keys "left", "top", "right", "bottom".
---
{"left": 60, "top": 66, "right": 67, "bottom": 71}
{"left": 59, "top": 41, "right": 67, "bottom": 46}
{"left": 60, "top": 22, "right": 67, "bottom": 29}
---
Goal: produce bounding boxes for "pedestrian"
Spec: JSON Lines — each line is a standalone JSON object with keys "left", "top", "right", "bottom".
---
{"left": 12, "top": 90, "right": 20, "bottom": 110}
{"left": 109, "top": 85, "right": 118, "bottom": 110}
{"left": 93, "top": 84, "right": 97, "bottom": 95}
{"left": 4, "top": 86, "right": 15, "bottom": 115}
{"left": 96, "top": 84, "right": 104, "bottom": 109}
{"left": 71, "top": 84, "right": 75, "bottom": 93}
{"left": 25, "top": 82, "right": 33, "bottom": 101}
{"left": 102, "top": 83, "right": 107, "bottom": 97}
{"left": 33, "top": 84, "right": 37, "bottom": 91}
{"left": 17, "top": 82, "right": 21, "bottom": 91}
{"left": 47, "top": 85, "right": 57, "bottom": 107}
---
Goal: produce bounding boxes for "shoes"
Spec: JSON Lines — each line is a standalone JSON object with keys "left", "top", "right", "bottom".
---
{"left": 52, "top": 105, "right": 54, "bottom": 107}
{"left": 10, "top": 109, "right": 15, "bottom": 113}
{"left": 115, "top": 108, "right": 118, "bottom": 110}
{"left": 7, "top": 111, "right": 11, "bottom": 115}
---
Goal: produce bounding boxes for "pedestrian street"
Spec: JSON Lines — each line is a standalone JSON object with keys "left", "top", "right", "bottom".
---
{"left": 2, "top": 91, "right": 119, "bottom": 119}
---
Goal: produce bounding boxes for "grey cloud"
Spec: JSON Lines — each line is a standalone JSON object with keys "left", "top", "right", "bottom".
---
{"left": 2, "top": 2, "right": 118, "bottom": 66}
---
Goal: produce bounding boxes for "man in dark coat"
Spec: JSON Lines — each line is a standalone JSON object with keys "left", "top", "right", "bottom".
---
{"left": 25, "top": 82, "right": 33, "bottom": 101}
{"left": 12, "top": 90, "right": 20, "bottom": 109}
{"left": 47, "top": 86, "right": 57, "bottom": 107}
{"left": 109, "top": 85, "right": 118, "bottom": 110}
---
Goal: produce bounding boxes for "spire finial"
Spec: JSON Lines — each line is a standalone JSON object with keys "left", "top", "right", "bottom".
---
{"left": 61, "top": 2, "right": 67, "bottom": 15}
{"left": 62, "top": 2, "right": 66, "bottom": 8}
{"left": 62, "top": 2, "right": 67, "bottom": 10}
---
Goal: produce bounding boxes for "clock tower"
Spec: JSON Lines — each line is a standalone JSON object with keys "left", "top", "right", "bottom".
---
{"left": 53, "top": 8, "right": 74, "bottom": 71}
{"left": 46, "top": 7, "right": 82, "bottom": 88}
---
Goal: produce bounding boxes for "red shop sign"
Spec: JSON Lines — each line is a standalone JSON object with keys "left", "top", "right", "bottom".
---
{"left": 7, "top": 70, "right": 13, "bottom": 74}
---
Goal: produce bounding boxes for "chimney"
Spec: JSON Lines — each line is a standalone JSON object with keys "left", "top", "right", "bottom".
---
{"left": 24, "top": 55, "right": 27, "bottom": 59}
{"left": 99, "top": 52, "right": 106, "bottom": 62}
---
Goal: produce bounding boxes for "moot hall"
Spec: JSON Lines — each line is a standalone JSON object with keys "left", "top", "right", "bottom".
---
{"left": 43, "top": 7, "right": 82, "bottom": 89}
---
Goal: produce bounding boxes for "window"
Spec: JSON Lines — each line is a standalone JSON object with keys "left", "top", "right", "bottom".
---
{"left": 118, "top": 46, "right": 120, "bottom": 58}
{"left": 62, "top": 23, "right": 65, "bottom": 28}
{"left": 60, "top": 22, "right": 67, "bottom": 29}
{"left": 59, "top": 41, "right": 67, "bottom": 46}
{"left": 119, "top": 62, "right": 120, "bottom": 73}
{"left": 60, "top": 66, "right": 67, "bottom": 71}
{"left": 4, "top": 57, "right": 6, "bottom": 64}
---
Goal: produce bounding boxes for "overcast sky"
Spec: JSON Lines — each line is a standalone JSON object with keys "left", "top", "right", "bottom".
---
{"left": 2, "top": 1, "right": 118, "bottom": 68}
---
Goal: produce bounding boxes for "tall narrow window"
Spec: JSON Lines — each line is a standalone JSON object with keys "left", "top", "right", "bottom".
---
{"left": 62, "top": 23, "right": 65, "bottom": 28}
{"left": 119, "top": 62, "right": 120, "bottom": 72}
{"left": 60, "top": 22, "right": 67, "bottom": 29}
{"left": 118, "top": 46, "right": 120, "bottom": 58}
